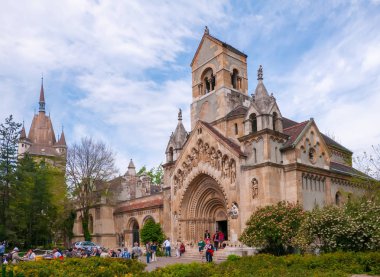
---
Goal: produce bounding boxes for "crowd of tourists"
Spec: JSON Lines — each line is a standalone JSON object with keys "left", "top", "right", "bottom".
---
{"left": 1, "top": 232, "right": 224, "bottom": 265}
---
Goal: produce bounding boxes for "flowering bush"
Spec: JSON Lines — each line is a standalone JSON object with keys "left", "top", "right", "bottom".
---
{"left": 293, "top": 199, "right": 380, "bottom": 253}
{"left": 239, "top": 201, "right": 305, "bottom": 255}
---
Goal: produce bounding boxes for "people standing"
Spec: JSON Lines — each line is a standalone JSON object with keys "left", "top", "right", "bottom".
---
{"left": 121, "top": 248, "right": 131, "bottom": 259}
{"left": 205, "top": 242, "right": 213, "bottom": 262}
{"left": 145, "top": 241, "right": 151, "bottom": 263}
{"left": 131, "top": 242, "right": 142, "bottom": 261}
{"left": 180, "top": 242, "right": 185, "bottom": 256}
{"left": 213, "top": 231, "right": 219, "bottom": 251}
{"left": 204, "top": 230, "right": 211, "bottom": 240}
{"left": 175, "top": 240, "right": 181, "bottom": 258}
{"left": 53, "top": 248, "right": 63, "bottom": 260}
{"left": 163, "top": 238, "right": 171, "bottom": 257}
{"left": 198, "top": 237, "right": 205, "bottom": 253}
{"left": 151, "top": 242, "right": 157, "bottom": 262}
{"left": 0, "top": 242, "right": 5, "bottom": 264}
{"left": 219, "top": 231, "right": 225, "bottom": 249}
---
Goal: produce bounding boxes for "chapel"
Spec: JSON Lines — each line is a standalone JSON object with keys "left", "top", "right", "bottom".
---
{"left": 71, "top": 27, "right": 367, "bottom": 248}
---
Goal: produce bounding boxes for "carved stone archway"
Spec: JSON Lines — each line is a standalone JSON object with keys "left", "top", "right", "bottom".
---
{"left": 178, "top": 174, "right": 228, "bottom": 242}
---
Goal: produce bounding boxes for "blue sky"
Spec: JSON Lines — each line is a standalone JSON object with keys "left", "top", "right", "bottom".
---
{"left": 1, "top": 0, "right": 380, "bottom": 173}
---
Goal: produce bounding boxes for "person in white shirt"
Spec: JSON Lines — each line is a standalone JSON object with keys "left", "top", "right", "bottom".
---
{"left": 163, "top": 238, "right": 171, "bottom": 257}
{"left": 52, "top": 248, "right": 62, "bottom": 259}
{"left": 23, "top": 249, "right": 36, "bottom": 261}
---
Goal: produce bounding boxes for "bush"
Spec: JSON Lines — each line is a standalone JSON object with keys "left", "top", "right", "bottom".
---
{"left": 294, "top": 199, "right": 380, "bottom": 253}
{"left": 226, "top": 254, "right": 241, "bottom": 262}
{"left": 4, "top": 257, "right": 146, "bottom": 277}
{"left": 240, "top": 201, "right": 305, "bottom": 255}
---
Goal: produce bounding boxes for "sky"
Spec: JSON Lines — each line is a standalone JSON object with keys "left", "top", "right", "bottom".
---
{"left": 1, "top": 0, "right": 379, "bottom": 174}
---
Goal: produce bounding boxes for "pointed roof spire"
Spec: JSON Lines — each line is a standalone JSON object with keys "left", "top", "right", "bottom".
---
{"left": 257, "top": 65, "right": 263, "bottom": 81}
{"left": 178, "top": 108, "right": 182, "bottom": 121}
{"left": 20, "top": 122, "right": 27, "bottom": 139}
{"left": 39, "top": 76, "right": 46, "bottom": 113}
{"left": 126, "top": 159, "right": 136, "bottom": 176}
{"left": 56, "top": 127, "right": 66, "bottom": 146}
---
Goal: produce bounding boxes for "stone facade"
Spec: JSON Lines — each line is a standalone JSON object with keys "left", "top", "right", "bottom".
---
{"left": 18, "top": 79, "right": 67, "bottom": 168}
{"left": 72, "top": 28, "right": 368, "bottom": 249}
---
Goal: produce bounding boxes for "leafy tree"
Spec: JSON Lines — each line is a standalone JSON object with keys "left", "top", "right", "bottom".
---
{"left": 137, "top": 164, "right": 163, "bottom": 185}
{"left": 0, "top": 115, "right": 21, "bottom": 238}
{"left": 66, "top": 137, "right": 117, "bottom": 241}
{"left": 8, "top": 155, "right": 67, "bottom": 247}
{"left": 240, "top": 201, "right": 305, "bottom": 255}
{"left": 140, "top": 219, "right": 165, "bottom": 244}
{"left": 293, "top": 199, "right": 380, "bottom": 253}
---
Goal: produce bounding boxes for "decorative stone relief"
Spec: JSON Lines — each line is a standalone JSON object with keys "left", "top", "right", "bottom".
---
{"left": 228, "top": 202, "right": 239, "bottom": 219}
{"left": 172, "top": 138, "right": 237, "bottom": 195}
{"left": 251, "top": 178, "right": 258, "bottom": 199}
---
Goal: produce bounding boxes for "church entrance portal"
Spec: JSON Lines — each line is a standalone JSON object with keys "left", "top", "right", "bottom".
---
{"left": 179, "top": 174, "right": 228, "bottom": 242}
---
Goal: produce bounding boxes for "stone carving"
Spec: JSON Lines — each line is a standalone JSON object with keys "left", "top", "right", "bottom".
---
{"left": 228, "top": 202, "right": 239, "bottom": 219}
{"left": 251, "top": 178, "right": 258, "bottom": 199}
{"left": 172, "top": 138, "right": 237, "bottom": 195}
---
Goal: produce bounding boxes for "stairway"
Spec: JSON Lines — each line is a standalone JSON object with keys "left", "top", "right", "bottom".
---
{"left": 179, "top": 247, "right": 229, "bottom": 262}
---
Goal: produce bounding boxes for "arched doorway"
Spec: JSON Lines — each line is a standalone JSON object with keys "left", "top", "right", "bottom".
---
{"left": 127, "top": 218, "right": 140, "bottom": 246}
{"left": 179, "top": 174, "right": 228, "bottom": 242}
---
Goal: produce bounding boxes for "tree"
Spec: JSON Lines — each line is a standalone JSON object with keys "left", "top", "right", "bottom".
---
{"left": 0, "top": 115, "right": 21, "bottom": 238}
{"left": 140, "top": 219, "right": 165, "bottom": 244}
{"left": 8, "top": 154, "right": 67, "bottom": 248}
{"left": 240, "top": 201, "right": 305, "bottom": 255}
{"left": 66, "top": 137, "right": 117, "bottom": 241}
{"left": 137, "top": 164, "right": 163, "bottom": 185}
{"left": 354, "top": 144, "right": 380, "bottom": 181}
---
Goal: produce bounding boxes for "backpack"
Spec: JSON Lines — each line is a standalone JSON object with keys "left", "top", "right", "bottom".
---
{"left": 6, "top": 252, "right": 13, "bottom": 262}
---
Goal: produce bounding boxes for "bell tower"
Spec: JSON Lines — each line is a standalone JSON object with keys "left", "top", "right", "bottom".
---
{"left": 190, "top": 27, "right": 250, "bottom": 129}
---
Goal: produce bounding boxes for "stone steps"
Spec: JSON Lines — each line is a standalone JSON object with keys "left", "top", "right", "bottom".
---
{"left": 180, "top": 248, "right": 229, "bottom": 261}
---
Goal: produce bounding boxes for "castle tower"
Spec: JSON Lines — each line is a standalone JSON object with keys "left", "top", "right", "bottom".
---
{"left": 18, "top": 78, "right": 67, "bottom": 168}
{"left": 190, "top": 27, "right": 250, "bottom": 129}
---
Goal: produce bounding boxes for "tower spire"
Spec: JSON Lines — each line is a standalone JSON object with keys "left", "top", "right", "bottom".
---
{"left": 257, "top": 65, "right": 263, "bottom": 81}
{"left": 39, "top": 76, "right": 46, "bottom": 113}
{"left": 178, "top": 108, "right": 182, "bottom": 121}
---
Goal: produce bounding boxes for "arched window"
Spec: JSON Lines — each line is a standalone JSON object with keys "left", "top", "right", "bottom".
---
{"left": 273, "top": 112, "right": 278, "bottom": 131}
{"left": 275, "top": 146, "right": 278, "bottom": 163}
{"left": 231, "top": 69, "right": 238, "bottom": 89}
{"left": 335, "top": 192, "right": 342, "bottom": 206}
{"left": 250, "top": 113, "right": 257, "bottom": 133}
{"left": 234, "top": 123, "right": 238, "bottom": 135}
{"left": 201, "top": 68, "right": 215, "bottom": 94}
{"left": 253, "top": 148, "right": 257, "bottom": 163}
{"left": 168, "top": 147, "right": 174, "bottom": 162}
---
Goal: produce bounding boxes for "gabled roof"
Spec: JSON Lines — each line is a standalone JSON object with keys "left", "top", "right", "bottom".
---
{"left": 201, "top": 121, "right": 245, "bottom": 157}
{"left": 282, "top": 120, "right": 310, "bottom": 149}
{"left": 226, "top": 105, "right": 248, "bottom": 119}
{"left": 191, "top": 31, "right": 247, "bottom": 66}
{"left": 282, "top": 117, "right": 352, "bottom": 153}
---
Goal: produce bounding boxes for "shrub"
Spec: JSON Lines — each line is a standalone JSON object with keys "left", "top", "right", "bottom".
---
{"left": 294, "top": 199, "right": 380, "bottom": 253}
{"left": 240, "top": 201, "right": 305, "bottom": 255}
{"left": 226, "top": 254, "right": 241, "bottom": 262}
{"left": 4, "top": 257, "right": 146, "bottom": 277}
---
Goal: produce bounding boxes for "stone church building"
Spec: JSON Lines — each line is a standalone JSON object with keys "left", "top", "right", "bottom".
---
{"left": 72, "top": 28, "right": 366, "bottom": 248}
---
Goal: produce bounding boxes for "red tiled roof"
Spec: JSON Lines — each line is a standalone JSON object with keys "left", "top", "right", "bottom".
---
{"left": 114, "top": 198, "right": 163, "bottom": 214}
{"left": 201, "top": 121, "right": 245, "bottom": 157}
{"left": 282, "top": 120, "right": 309, "bottom": 149}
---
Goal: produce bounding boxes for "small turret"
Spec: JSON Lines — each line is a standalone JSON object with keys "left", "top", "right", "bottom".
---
{"left": 39, "top": 77, "right": 46, "bottom": 113}
{"left": 165, "top": 109, "right": 188, "bottom": 163}
{"left": 18, "top": 122, "right": 31, "bottom": 156}
{"left": 126, "top": 159, "right": 136, "bottom": 176}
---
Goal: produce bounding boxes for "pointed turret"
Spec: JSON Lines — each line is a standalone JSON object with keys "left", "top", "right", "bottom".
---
{"left": 56, "top": 129, "right": 67, "bottom": 146}
{"left": 126, "top": 159, "right": 136, "bottom": 176}
{"left": 165, "top": 109, "right": 188, "bottom": 162}
{"left": 253, "top": 65, "right": 272, "bottom": 112}
{"left": 20, "top": 125, "right": 27, "bottom": 140}
{"left": 39, "top": 77, "right": 46, "bottom": 113}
